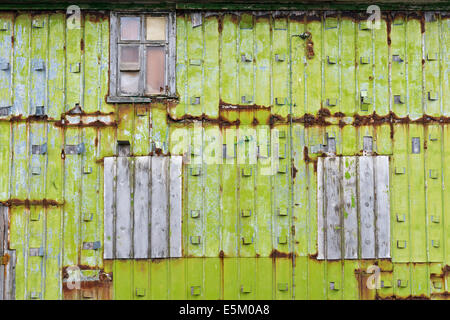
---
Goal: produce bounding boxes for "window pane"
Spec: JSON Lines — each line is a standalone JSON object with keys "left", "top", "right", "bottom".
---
{"left": 120, "top": 17, "right": 140, "bottom": 41}
{"left": 146, "top": 16, "right": 166, "bottom": 41}
{"left": 120, "top": 45, "right": 140, "bottom": 71}
{"left": 120, "top": 71, "right": 140, "bottom": 95}
{"left": 145, "top": 47, "right": 165, "bottom": 94}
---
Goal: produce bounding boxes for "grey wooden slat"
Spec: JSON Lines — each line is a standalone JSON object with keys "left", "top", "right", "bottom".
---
{"left": 375, "top": 156, "right": 391, "bottom": 258}
{"left": 115, "top": 157, "right": 132, "bottom": 259}
{"left": 169, "top": 156, "right": 182, "bottom": 258}
{"left": 151, "top": 156, "right": 169, "bottom": 258}
{"left": 317, "top": 157, "right": 325, "bottom": 260}
{"left": 358, "top": 156, "right": 376, "bottom": 259}
{"left": 342, "top": 157, "right": 358, "bottom": 259}
{"left": 325, "top": 157, "right": 341, "bottom": 260}
{"left": 103, "top": 157, "right": 115, "bottom": 259}
{"left": 133, "top": 157, "right": 151, "bottom": 259}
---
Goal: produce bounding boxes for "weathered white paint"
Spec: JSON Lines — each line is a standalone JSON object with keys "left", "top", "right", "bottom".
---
{"left": 375, "top": 156, "right": 390, "bottom": 258}
{"left": 169, "top": 156, "right": 182, "bottom": 258}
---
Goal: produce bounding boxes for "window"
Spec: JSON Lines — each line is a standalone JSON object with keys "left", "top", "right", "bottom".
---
{"left": 317, "top": 156, "right": 391, "bottom": 260}
{"left": 108, "top": 12, "right": 176, "bottom": 103}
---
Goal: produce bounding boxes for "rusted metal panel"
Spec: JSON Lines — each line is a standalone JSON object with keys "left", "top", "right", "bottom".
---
{"left": 0, "top": 9, "right": 448, "bottom": 300}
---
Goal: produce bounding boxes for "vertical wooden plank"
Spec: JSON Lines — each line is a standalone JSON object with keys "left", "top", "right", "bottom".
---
{"left": 255, "top": 15, "right": 271, "bottom": 113}
{"left": 408, "top": 124, "right": 426, "bottom": 262}
{"left": 391, "top": 14, "right": 407, "bottom": 117}
{"left": 44, "top": 207, "right": 62, "bottom": 300}
{"left": 255, "top": 125, "right": 272, "bottom": 256}
{"left": 290, "top": 15, "right": 306, "bottom": 119}
{"left": 324, "top": 157, "right": 341, "bottom": 260}
{"left": 204, "top": 15, "right": 219, "bottom": 119}
{"left": 343, "top": 156, "right": 358, "bottom": 259}
{"left": 442, "top": 15, "right": 450, "bottom": 116}
{"left": 358, "top": 156, "right": 375, "bottom": 259}
{"left": 443, "top": 126, "right": 450, "bottom": 268}
{"left": 238, "top": 13, "right": 255, "bottom": 124}
{"left": 9, "top": 206, "right": 27, "bottom": 299}
{"left": 186, "top": 125, "right": 203, "bottom": 257}
{"left": 238, "top": 126, "right": 256, "bottom": 257}
{"left": 221, "top": 14, "right": 238, "bottom": 106}
{"left": 373, "top": 15, "right": 389, "bottom": 115}
{"left": 28, "top": 127, "right": 46, "bottom": 227}
{"left": 151, "top": 156, "right": 169, "bottom": 258}
{"left": 134, "top": 157, "right": 150, "bottom": 259}
{"left": 27, "top": 206, "right": 44, "bottom": 299}
{"left": 273, "top": 125, "right": 290, "bottom": 255}
{"left": 63, "top": 128, "right": 81, "bottom": 267}
{"left": 84, "top": 13, "right": 101, "bottom": 113}
{"left": 323, "top": 13, "right": 340, "bottom": 114}
{"left": 305, "top": 13, "right": 322, "bottom": 115}
{"left": 272, "top": 15, "right": 289, "bottom": 119}
{"left": 47, "top": 13, "right": 65, "bottom": 119}
{"left": 103, "top": 157, "right": 115, "bottom": 260}
{"left": 222, "top": 127, "right": 238, "bottom": 256}
{"left": 116, "top": 156, "right": 132, "bottom": 259}
{"left": 425, "top": 125, "right": 443, "bottom": 262}
{"left": 30, "top": 14, "right": 48, "bottom": 116}
{"left": 423, "top": 12, "right": 441, "bottom": 117}
{"left": 406, "top": 15, "right": 423, "bottom": 119}
{"left": 13, "top": 13, "right": 31, "bottom": 116}
{"left": 0, "top": 122, "right": 10, "bottom": 201}
{"left": 203, "top": 126, "right": 220, "bottom": 257}
{"left": 356, "top": 15, "right": 373, "bottom": 115}
{"left": 173, "top": 13, "right": 187, "bottom": 119}
{"left": 391, "top": 124, "right": 410, "bottom": 263}
{"left": 186, "top": 13, "right": 203, "bottom": 117}
{"left": 66, "top": 9, "right": 82, "bottom": 112}
{"left": 169, "top": 156, "right": 182, "bottom": 258}
{"left": 0, "top": 13, "right": 13, "bottom": 111}
{"left": 375, "top": 156, "right": 390, "bottom": 258}
{"left": 317, "top": 157, "right": 325, "bottom": 260}
{"left": 340, "top": 14, "right": 356, "bottom": 115}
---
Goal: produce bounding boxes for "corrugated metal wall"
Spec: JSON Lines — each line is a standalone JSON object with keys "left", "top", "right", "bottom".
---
{"left": 0, "top": 10, "right": 448, "bottom": 299}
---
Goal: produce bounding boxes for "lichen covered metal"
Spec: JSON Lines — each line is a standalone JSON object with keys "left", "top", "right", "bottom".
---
{"left": 0, "top": 9, "right": 448, "bottom": 300}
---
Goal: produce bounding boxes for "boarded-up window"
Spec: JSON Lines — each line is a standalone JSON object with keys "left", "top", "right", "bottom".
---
{"left": 109, "top": 12, "right": 176, "bottom": 102}
{"left": 317, "top": 156, "right": 390, "bottom": 260}
{"left": 103, "top": 156, "right": 182, "bottom": 259}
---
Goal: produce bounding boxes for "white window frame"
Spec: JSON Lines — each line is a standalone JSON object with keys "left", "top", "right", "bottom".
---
{"left": 108, "top": 11, "right": 176, "bottom": 103}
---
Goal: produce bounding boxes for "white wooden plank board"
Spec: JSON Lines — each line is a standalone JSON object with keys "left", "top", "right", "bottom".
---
{"left": 375, "top": 156, "right": 391, "bottom": 258}
{"left": 115, "top": 157, "right": 132, "bottom": 259}
{"left": 169, "top": 156, "right": 183, "bottom": 258}
{"left": 325, "top": 157, "right": 342, "bottom": 260}
{"left": 151, "top": 156, "right": 169, "bottom": 258}
{"left": 358, "top": 156, "right": 376, "bottom": 259}
{"left": 103, "top": 157, "right": 115, "bottom": 259}
{"left": 133, "top": 157, "right": 150, "bottom": 259}
{"left": 342, "top": 156, "right": 358, "bottom": 259}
